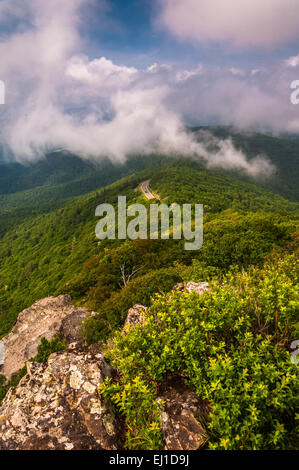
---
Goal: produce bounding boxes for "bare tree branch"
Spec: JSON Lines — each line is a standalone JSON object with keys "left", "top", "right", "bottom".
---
{"left": 118, "top": 263, "right": 143, "bottom": 288}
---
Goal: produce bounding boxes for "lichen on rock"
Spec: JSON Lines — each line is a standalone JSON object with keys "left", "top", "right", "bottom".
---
{"left": 122, "top": 304, "right": 148, "bottom": 335}
{"left": 158, "top": 375, "right": 209, "bottom": 450}
{"left": 0, "top": 295, "right": 92, "bottom": 380}
{"left": 0, "top": 343, "right": 122, "bottom": 450}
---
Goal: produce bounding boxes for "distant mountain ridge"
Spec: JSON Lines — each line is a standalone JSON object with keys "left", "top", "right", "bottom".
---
{"left": 0, "top": 152, "right": 167, "bottom": 211}
{"left": 191, "top": 126, "right": 299, "bottom": 201}
{"left": 0, "top": 128, "right": 298, "bottom": 212}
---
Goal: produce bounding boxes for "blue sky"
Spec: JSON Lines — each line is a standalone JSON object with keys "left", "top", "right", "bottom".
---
{"left": 84, "top": 0, "right": 299, "bottom": 70}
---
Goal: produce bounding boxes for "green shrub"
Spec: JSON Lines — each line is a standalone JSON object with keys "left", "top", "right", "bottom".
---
{"left": 101, "top": 254, "right": 299, "bottom": 450}
{"left": 32, "top": 334, "right": 67, "bottom": 363}
{"left": 100, "top": 376, "right": 163, "bottom": 450}
{"left": 175, "top": 259, "right": 222, "bottom": 282}
{"left": 0, "top": 366, "right": 27, "bottom": 404}
{"left": 83, "top": 267, "right": 181, "bottom": 344}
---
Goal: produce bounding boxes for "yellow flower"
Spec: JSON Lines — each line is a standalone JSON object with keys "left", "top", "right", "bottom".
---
{"left": 211, "top": 381, "right": 219, "bottom": 391}
{"left": 221, "top": 439, "right": 229, "bottom": 449}
{"left": 150, "top": 422, "right": 159, "bottom": 430}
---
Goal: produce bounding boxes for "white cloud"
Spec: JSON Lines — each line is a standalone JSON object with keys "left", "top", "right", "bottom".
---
{"left": 165, "top": 61, "right": 299, "bottom": 135}
{"left": 176, "top": 64, "right": 204, "bottom": 81}
{"left": 285, "top": 54, "right": 299, "bottom": 67}
{"left": 158, "top": 0, "right": 299, "bottom": 47}
{"left": 66, "top": 56, "right": 138, "bottom": 87}
{"left": 193, "top": 131, "right": 274, "bottom": 177}
{"left": 0, "top": 0, "right": 291, "bottom": 179}
{"left": 229, "top": 68, "right": 245, "bottom": 77}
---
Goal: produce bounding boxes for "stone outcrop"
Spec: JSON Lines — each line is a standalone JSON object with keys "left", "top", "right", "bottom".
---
{"left": 122, "top": 305, "right": 148, "bottom": 334}
{"left": 0, "top": 285, "right": 211, "bottom": 451}
{"left": 121, "top": 284, "right": 209, "bottom": 336}
{"left": 158, "top": 375, "right": 209, "bottom": 450}
{"left": 0, "top": 295, "right": 92, "bottom": 380}
{"left": 0, "top": 343, "right": 122, "bottom": 450}
{"left": 174, "top": 282, "right": 210, "bottom": 295}
{"left": 185, "top": 281, "right": 210, "bottom": 294}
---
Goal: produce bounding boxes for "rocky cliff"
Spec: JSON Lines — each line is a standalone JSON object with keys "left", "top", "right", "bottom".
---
{"left": 0, "top": 295, "right": 92, "bottom": 380}
{"left": 0, "top": 343, "right": 121, "bottom": 450}
{"left": 0, "top": 284, "right": 209, "bottom": 450}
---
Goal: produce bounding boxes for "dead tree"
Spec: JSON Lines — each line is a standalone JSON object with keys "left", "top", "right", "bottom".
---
{"left": 119, "top": 263, "right": 143, "bottom": 288}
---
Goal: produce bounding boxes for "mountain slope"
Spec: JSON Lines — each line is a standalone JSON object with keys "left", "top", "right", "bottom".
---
{"left": 192, "top": 126, "right": 299, "bottom": 201}
{"left": 1, "top": 128, "right": 299, "bottom": 212}
{"left": 0, "top": 153, "right": 167, "bottom": 210}
{"left": 0, "top": 159, "right": 298, "bottom": 338}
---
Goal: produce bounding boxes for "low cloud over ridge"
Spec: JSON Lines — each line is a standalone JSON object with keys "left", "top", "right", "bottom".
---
{"left": 0, "top": 0, "right": 296, "bottom": 178}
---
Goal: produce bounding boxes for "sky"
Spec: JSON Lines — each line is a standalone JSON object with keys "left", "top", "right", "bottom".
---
{"left": 0, "top": 0, "right": 299, "bottom": 174}
{"left": 90, "top": 0, "right": 299, "bottom": 69}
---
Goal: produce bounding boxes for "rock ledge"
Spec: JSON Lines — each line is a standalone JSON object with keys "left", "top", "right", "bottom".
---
{"left": 0, "top": 343, "right": 121, "bottom": 450}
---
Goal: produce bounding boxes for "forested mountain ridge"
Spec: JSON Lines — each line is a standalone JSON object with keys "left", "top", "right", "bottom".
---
{"left": 0, "top": 152, "right": 168, "bottom": 211}
{"left": 1, "top": 127, "right": 299, "bottom": 212}
{"left": 192, "top": 126, "right": 299, "bottom": 201}
{"left": 0, "top": 159, "right": 298, "bottom": 339}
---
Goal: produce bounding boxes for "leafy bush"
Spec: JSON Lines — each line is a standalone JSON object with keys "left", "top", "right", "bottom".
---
{"left": 101, "top": 254, "right": 299, "bottom": 450}
{"left": 83, "top": 267, "right": 181, "bottom": 344}
{"left": 100, "top": 376, "right": 163, "bottom": 450}
{"left": 175, "top": 259, "right": 222, "bottom": 282}
{"left": 0, "top": 366, "right": 27, "bottom": 404}
{"left": 32, "top": 334, "right": 67, "bottom": 363}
